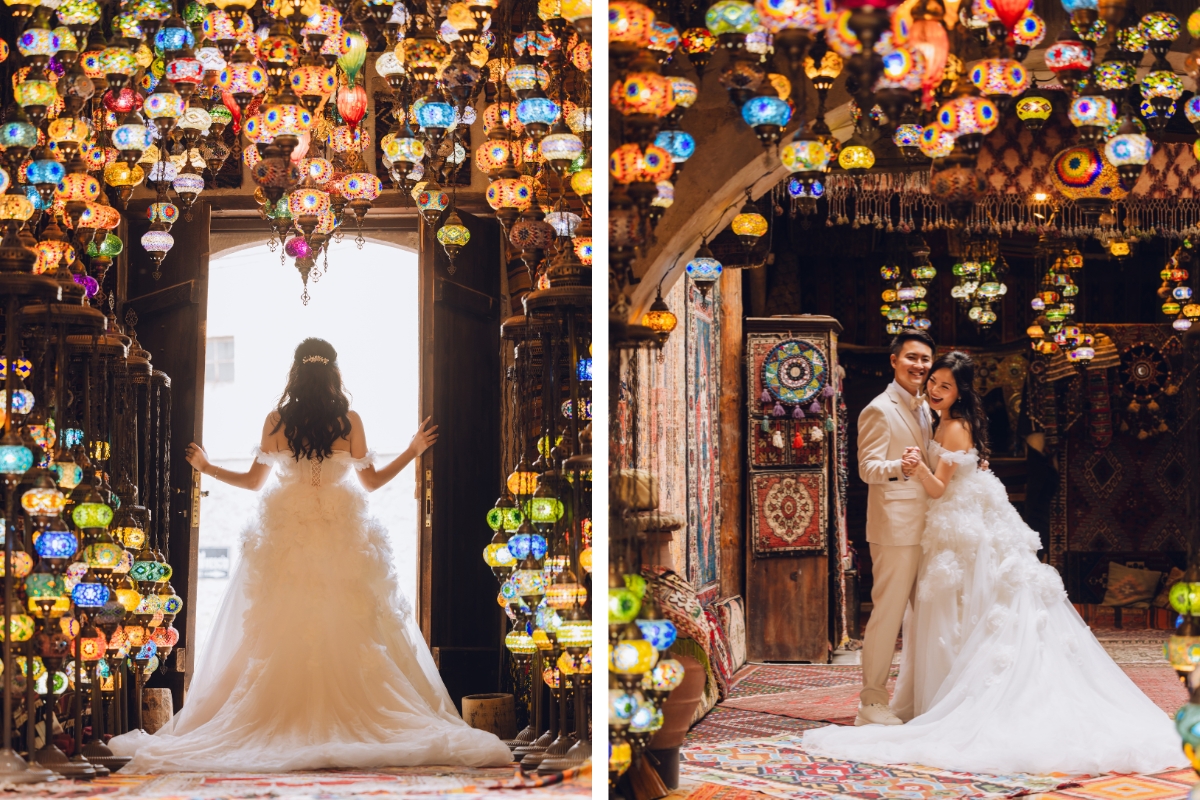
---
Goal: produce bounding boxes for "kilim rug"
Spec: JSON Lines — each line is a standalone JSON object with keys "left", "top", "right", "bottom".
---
{"left": 686, "top": 706, "right": 828, "bottom": 744}
{"left": 1027, "top": 767, "right": 1195, "bottom": 800}
{"left": 718, "top": 666, "right": 1179, "bottom": 724}
{"left": 727, "top": 665, "right": 896, "bottom": 700}
{"left": 721, "top": 679, "right": 896, "bottom": 726}
{"left": 0, "top": 766, "right": 591, "bottom": 799}
{"left": 679, "top": 735, "right": 1075, "bottom": 800}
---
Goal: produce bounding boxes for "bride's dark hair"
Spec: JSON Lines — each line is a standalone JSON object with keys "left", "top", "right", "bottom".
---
{"left": 272, "top": 338, "right": 352, "bottom": 461}
{"left": 928, "top": 351, "right": 991, "bottom": 462}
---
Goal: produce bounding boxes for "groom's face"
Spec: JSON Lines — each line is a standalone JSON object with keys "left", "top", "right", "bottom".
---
{"left": 891, "top": 341, "right": 933, "bottom": 395}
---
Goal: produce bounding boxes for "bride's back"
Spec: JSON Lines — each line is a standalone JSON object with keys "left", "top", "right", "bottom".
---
{"left": 261, "top": 338, "right": 369, "bottom": 463}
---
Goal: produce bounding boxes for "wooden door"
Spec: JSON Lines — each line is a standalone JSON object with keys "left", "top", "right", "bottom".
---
{"left": 744, "top": 317, "right": 841, "bottom": 663}
{"left": 418, "top": 209, "right": 504, "bottom": 710}
{"left": 120, "top": 201, "right": 211, "bottom": 710}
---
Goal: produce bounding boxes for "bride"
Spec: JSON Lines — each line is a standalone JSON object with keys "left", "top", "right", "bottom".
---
{"left": 109, "top": 338, "right": 513, "bottom": 772}
{"left": 805, "top": 351, "right": 1184, "bottom": 775}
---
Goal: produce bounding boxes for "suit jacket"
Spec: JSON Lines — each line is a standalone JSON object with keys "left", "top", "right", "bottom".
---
{"left": 858, "top": 382, "right": 933, "bottom": 547}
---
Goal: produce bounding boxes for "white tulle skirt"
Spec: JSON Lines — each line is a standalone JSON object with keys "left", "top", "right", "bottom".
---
{"left": 109, "top": 451, "right": 513, "bottom": 772}
{"left": 805, "top": 448, "right": 1185, "bottom": 776}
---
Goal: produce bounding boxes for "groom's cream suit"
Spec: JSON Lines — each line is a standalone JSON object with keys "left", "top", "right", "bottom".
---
{"left": 858, "top": 381, "right": 932, "bottom": 709}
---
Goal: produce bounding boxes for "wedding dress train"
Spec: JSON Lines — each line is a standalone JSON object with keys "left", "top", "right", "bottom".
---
{"left": 805, "top": 442, "right": 1185, "bottom": 775}
{"left": 109, "top": 448, "right": 513, "bottom": 772}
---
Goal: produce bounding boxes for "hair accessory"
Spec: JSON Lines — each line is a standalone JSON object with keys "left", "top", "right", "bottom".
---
{"left": 302, "top": 355, "right": 330, "bottom": 364}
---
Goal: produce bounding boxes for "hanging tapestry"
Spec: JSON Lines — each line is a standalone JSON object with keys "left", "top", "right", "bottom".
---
{"left": 747, "top": 336, "right": 833, "bottom": 469}
{"left": 686, "top": 282, "right": 721, "bottom": 599}
{"left": 1049, "top": 324, "right": 1198, "bottom": 600}
{"left": 647, "top": 279, "right": 689, "bottom": 523}
{"left": 750, "top": 470, "right": 827, "bottom": 556}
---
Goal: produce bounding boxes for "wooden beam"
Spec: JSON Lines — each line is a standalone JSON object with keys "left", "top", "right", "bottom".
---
{"left": 718, "top": 269, "right": 745, "bottom": 600}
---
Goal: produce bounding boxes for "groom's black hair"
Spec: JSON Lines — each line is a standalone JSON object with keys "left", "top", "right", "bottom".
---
{"left": 890, "top": 329, "right": 936, "bottom": 356}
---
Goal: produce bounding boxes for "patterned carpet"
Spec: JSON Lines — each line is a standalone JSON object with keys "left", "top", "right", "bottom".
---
{"left": 0, "top": 766, "right": 592, "bottom": 798}
{"left": 677, "top": 735, "right": 1076, "bottom": 800}
{"left": 679, "top": 626, "right": 1190, "bottom": 800}
{"left": 667, "top": 768, "right": 1197, "bottom": 800}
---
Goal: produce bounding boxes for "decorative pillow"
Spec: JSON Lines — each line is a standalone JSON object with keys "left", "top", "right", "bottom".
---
{"left": 1101, "top": 562, "right": 1162, "bottom": 608}
{"left": 713, "top": 596, "right": 747, "bottom": 672}
{"left": 1154, "top": 567, "right": 1185, "bottom": 609}
{"left": 643, "top": 568, "right": 709, "bottom": 644}
{"left": 705, "top": 608, "right": 733, "bottom": 701}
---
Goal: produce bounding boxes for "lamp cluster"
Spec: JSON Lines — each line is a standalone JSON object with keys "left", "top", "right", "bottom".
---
{"left": 1026, "top": 237, "right": 1094, "bottom": 362}
{"left": 0, "top": 241, "right": 178, "bottom": 781}
{"left": 488, "top": 253, "right": 592, "bottom": 772}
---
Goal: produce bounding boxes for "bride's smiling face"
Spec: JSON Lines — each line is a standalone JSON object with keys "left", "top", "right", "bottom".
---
{"left": 925, "top": 368, "right": 958, "bottom": 413}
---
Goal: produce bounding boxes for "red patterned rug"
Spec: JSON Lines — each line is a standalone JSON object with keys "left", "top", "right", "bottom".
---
{"left": 687, "top": 706, "right": 828, "bottom": 745}
{"left": 721, "top": 678, "right": 896, "bottom": 726}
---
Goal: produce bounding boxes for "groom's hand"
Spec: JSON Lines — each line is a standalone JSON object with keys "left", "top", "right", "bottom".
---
{"left": 901, "top": 447, "right": 921, "bottom": 477}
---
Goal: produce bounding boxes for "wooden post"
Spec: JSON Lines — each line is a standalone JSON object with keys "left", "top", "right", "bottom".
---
{"left": 718, "top": 269, "right": 745, "bottom": 599}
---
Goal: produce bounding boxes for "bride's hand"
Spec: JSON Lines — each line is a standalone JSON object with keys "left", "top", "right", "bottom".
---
{"left": 186, "top": 442, "right": 210, "bottom": 474}
{"left": 408, "top": 417, "right": 439, "bottom": 456}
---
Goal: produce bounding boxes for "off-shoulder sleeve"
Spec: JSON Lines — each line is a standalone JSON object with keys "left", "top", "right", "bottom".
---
{"left": 937, "top": 448, "right": 979, "bottom": 466}
{"left": 348, "top": 450, "right": 377, "bottom": 471}
{"left": 251, "top": 446, "right": 285, "bottom": 467}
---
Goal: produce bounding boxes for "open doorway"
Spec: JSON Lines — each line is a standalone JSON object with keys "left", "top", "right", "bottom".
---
{"left": 192, "top": 237, "right": 420, "bottom": 661}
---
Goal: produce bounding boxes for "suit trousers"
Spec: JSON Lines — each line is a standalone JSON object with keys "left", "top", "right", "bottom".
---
{"left": 860, "top": 542, "right": 922, "bottom": 708}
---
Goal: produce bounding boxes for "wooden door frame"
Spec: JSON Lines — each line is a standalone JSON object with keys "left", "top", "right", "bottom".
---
{"left": 119, "top": 204, "right": 431, "bottom": 703}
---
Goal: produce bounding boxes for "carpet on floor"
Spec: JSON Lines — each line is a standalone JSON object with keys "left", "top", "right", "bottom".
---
{"left": 673, "top": 765, "right": 1197, "bottom": 800}
{"left": 679, "top": 735, "right": 1075, "bottom": 800}
{"left": 717, "top": 628, "right": 1183, "bottom": 729}
{"left": 728, "top": 666, "right": 895, "bottom": 700}
{"left": 686, "top": 707, "right": 828, "bottom": 744}
{"left": 0, "top": 766, "right": 591, "bottom": 799}
{"left": 718, "top": 666, "right": 1181, "bottom": 725}
{"left": 1026, "top": 768, "right": 1195, "bottom": 800}
{"left": 721, "top": 678, "right": 895, "bottom": 726}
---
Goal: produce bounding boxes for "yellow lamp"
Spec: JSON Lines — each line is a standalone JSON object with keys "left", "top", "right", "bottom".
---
{"left": 838, "top": 141, "right": 876, "bottom": 172}
{"left": 642, "top": 286, "right": 677, "bottom": 343}
{"left": 610, "top": 638, "right": 658, "bottom": 674}
{"left": 731, "top": 200, "right": 768, "bottom": 250}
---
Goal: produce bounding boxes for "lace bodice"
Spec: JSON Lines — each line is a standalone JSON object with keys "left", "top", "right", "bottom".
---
{"left": 252, "top": 447, "right": 374, "bottom": 488}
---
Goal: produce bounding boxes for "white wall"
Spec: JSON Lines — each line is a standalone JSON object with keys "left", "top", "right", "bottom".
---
{"left": 194, "top": 237, "right": 420, "bottom": 660}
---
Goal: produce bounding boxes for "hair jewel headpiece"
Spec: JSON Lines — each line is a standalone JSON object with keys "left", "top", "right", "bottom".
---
{"left": 302, "top": 355, "right": 330, "bottom": 364}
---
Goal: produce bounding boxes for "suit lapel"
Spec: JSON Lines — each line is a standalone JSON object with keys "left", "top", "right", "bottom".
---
{"left": 887, "top": 383, "right": 926, "bottom": 450}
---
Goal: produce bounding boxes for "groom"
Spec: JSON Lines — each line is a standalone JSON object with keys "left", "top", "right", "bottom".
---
{"left": 854, "top": 329, "right": 936, "bottom": 726}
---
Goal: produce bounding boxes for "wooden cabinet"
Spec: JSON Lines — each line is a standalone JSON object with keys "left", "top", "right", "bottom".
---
{"left": 744, "top": 316, "right": 842, "bottom": 663}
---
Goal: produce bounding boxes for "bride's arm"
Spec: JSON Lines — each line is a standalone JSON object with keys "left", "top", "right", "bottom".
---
{"left": 185, "top": 415, "right": 276, "bottom": 491}
{"left": 912, "top": 421, "right": 973, "bottom": 500}
{"left": 355, "top": 416, "right": 439, "bottom": 492}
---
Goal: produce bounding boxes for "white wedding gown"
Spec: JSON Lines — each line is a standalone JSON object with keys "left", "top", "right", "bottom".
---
{"left": 109, "top": 448, "right": 513, "bottom": 772}
{"left": 805, "top": 442, "right": 1185, "bottom": 775}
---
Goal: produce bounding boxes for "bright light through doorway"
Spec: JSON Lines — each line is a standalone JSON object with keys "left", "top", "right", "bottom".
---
{"left": 194, "top": 237, "right": 419, "bottom": 662}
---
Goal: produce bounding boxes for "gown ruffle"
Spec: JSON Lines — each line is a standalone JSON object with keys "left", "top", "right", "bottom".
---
{"left": 109, "top": 448, "right": 513, "bottom": 772}
{"left": 804, "top": 443, "right": 1185, "bottom": 775}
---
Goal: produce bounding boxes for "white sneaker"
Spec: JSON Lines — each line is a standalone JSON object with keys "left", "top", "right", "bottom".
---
{"left": 854, "top": 703, "right": 903, "bottom": 726}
